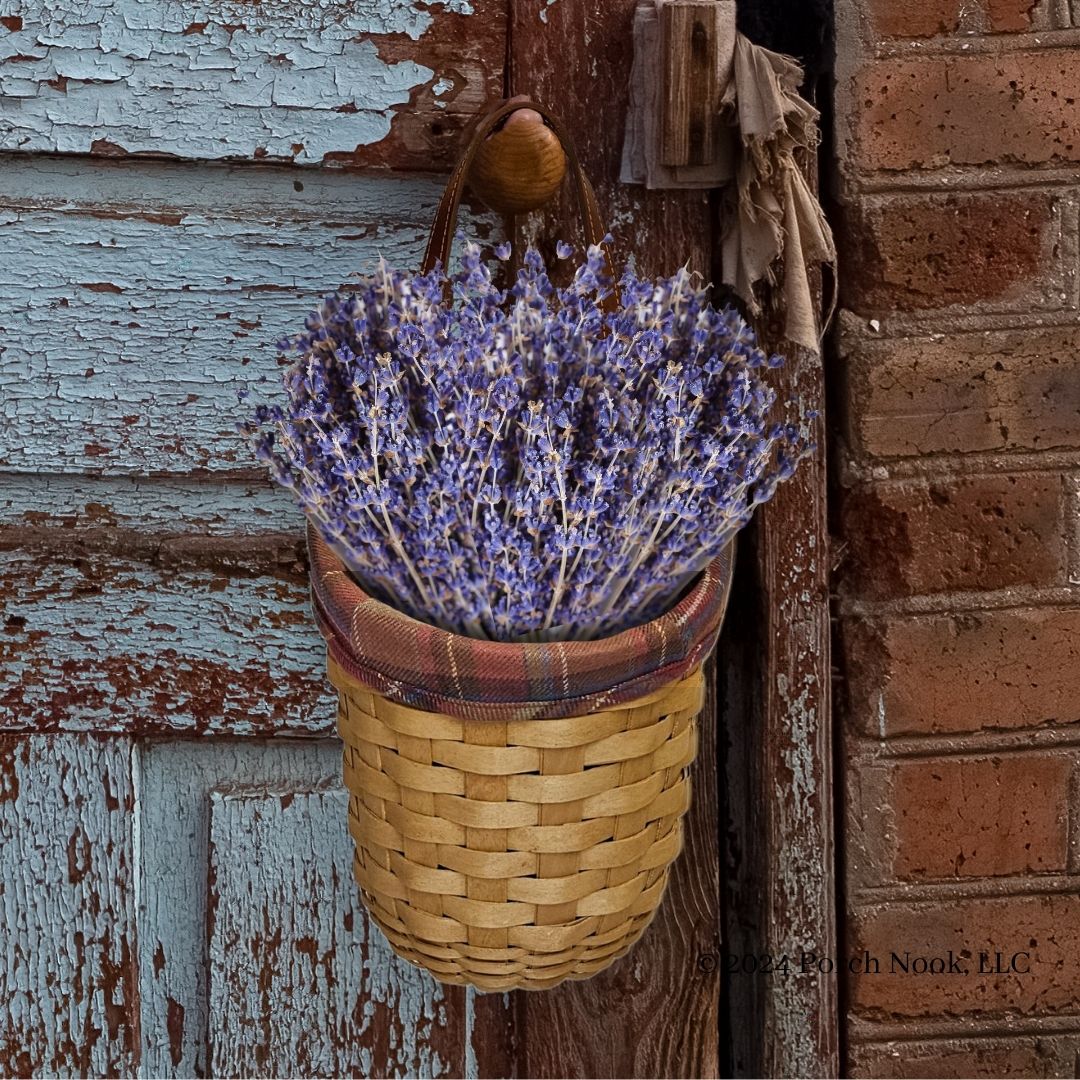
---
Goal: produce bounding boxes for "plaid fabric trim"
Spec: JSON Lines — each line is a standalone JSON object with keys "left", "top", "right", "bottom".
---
{"left": 308, "top": 524, "right": 735, "bottom": 721}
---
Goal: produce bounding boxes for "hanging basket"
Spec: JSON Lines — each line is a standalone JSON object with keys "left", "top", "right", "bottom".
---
{"left": 301, "top": 97, "right": 738, "bottom": 990}
{"left": 311, "top": 526, "right": 734, "bottom": 991}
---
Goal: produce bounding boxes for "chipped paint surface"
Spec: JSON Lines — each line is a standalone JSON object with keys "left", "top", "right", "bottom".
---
{"left": 208, "top": 783, "right": 458, "bottom": 1077}
{"left": 758, "top": 347, "right": 838, "bottom": 1076}
{"left": 0, "top": 544, "right": 335, "bottom": 735}
{"left": 138, "top": 741, "right": 341, "bottom": 1076}
{"left": 0, "top": 158, "right": 494, "bottom": 475}
{"left": 4, "top": 738, "right": 476, "bottom": 1076}
{"left": 0, "top": 735, "right": 137, "bottom": 1077}
{"left": 0, "top": 158, "right": 496, "bottom": 475}
{"left": 0, "top": 0, "right": 481, "bottom": 163}
{"left": 0, "top": 474, "right": 294, "bottom": 533}
{"left": 0, "top": 0, "right": 505, "bottom": 1069}
{"left": 136, "top": 741, "right": 467, "bottom": 1077}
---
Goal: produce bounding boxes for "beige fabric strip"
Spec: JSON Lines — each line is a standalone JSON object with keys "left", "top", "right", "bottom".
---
{"left": 620, "top": 4, "right": 836, "bottom": 352}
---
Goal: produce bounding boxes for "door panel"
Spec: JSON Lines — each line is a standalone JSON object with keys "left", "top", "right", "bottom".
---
{"left": 137, "top": 740, "right": 476, "bottom": 1078}
{"left": 0, "top": 736, "right": 138, "bottom": 1078}
{"left": 206, "top": 783, "right": 467, "bottom": 1078}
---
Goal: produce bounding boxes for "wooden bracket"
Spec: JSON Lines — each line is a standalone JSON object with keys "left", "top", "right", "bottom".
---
{"left": 621, "top": 0, "right": 737, "bottom": 189}
{"left": 660, "top": 1, "right": 732, "bottom": 167}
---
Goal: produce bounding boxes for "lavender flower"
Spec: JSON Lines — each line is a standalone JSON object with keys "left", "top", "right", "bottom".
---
{"left": 243, "top": 242, "right": 813, "bottom": 641}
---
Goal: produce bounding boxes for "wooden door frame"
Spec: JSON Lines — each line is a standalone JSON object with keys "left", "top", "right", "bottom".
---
{"left": 718, "top": 345, "right": 838, "bottom": 1080}
{"left": 719, "top": 2, "right": 839, "bottom": 1076}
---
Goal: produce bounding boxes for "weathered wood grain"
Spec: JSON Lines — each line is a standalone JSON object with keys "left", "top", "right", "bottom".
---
{"left": 514, "top": 659, "right": 722, "bottom": 1080}
{"left": 755, "top": 399, "right": 838, "bottom": 1079}
{"left": 138, "top": 739, "right": 337, "bottom": 1076}
{"left": 207, "top": 783, "right": 467, "bottom": 1078}
{"left": 137, "top": 740, "right": 472, "bottom": 1078}
{"left": 0, "top": 539, "right": 334, "bottom": 736}
{"left": 720, "top": 333, "right": 838, "bottom": 1071}
{"left": 467, "top": 990, "right": 518, "bottom": 1080}
{"left": 660, "top": 1, "right": 723, "bottom": 168}
{"left": 510, "top": 0, "right": 714, "bottom": 282}
{"left": 500, "top": 4, "right": 720, "bottom": 1076}
{"left": 0, "top": 0, "right": 504, "bottom": 169}
{"left": 745, "top": 122, "right": 838, "bottom": 1070}
{"left": 0, "top": 735, "right": 137, "bottom": 1077}
{"left": 0, "top": 474, "right": 293, "bottom": 533}
{"left": 0, "top": 157, "right": 494, "bottom": 475}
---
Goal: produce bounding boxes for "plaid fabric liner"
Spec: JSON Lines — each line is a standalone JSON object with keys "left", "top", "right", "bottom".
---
{"left": 308, "top": 524, "right": 735, "bottom": 722}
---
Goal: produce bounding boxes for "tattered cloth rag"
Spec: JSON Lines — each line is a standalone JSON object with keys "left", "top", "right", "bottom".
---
{"left": 621, "top": 8, "right": 835, "bottom": 352}
{"left": 721, "top": 34, "right": 836, "bottom": 352}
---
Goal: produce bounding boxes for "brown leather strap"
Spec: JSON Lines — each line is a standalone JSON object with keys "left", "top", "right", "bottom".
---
{"left": 421, "top": 98, "right": 619, "bottom": 307}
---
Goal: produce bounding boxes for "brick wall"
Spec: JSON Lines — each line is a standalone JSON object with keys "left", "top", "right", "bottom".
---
{"left": 831, "top": 1, "right": 1080, "bottom": 1075}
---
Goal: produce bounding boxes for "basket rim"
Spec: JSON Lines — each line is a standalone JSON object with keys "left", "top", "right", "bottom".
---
{"left": 308, "top": 522, "right": 735, "bottom": 719}
{"left": 310, "top": 523, "right": 732, "bottom": 654}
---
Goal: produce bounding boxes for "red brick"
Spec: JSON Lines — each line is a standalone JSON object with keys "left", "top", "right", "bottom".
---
{"left": 838, "top": 192, "right": 1066, "bottom": 315}
{"left": 863, "top": 0, "right": 1038, "bottom": 39}
{"left": 850, "top": 51, "right": 1080, "bottom": 171}
{"left": 843, "top": 607, "right": 1080, "bottom": 736}
{"left": 841, "top": 326, "right": 1080, "bottom": 459}
{"left": 866, "top": 0, "right": 962, "bottom": 37}
{"left": 986, "top": 0, "right": 1037, "bottom": 31}
{"left": 889, "top": 755, "right": 1071, "bottom": 879}
{"left": 849, "top": 894, "right": 1080, "bottom": 1017}
{"left": 849, "top": 1036, "right": 1080, "bottom": 1078}
{"left": 839, "top": 474, "right": 1065, "bottom": 599}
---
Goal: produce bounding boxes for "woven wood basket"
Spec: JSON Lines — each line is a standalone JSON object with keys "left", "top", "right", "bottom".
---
{"left": 311, "top": 519, "right": 732, "bottom": 993}
{"left": 331, "top": 654, "right": 704, "bottom": 991}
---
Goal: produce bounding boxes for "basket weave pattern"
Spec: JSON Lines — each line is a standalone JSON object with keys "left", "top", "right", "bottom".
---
{"left": 331, "top": 654, "right": 704, "bottom": 991}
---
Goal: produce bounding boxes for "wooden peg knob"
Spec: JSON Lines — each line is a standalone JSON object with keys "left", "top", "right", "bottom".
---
{"left": 467, "top": 106, "right": 568, "bottom": 215}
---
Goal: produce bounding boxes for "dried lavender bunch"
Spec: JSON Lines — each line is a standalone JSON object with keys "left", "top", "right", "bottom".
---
{"left": 244, "top": 240, "right": 812, "bottom": 641}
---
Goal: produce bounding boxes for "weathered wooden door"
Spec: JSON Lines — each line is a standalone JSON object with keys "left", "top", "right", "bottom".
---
{"left": 0, "top": 4, "right": 725, "bottom": 1075}
{"left": 0, "top": 1, "right": 733, "bottom": 1076}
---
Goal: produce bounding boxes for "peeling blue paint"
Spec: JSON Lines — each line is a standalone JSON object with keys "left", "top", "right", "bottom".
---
{"left": 0, "top": 0, "right": 479, "bottom": 162}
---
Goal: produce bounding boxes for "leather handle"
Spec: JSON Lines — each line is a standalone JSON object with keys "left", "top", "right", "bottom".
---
{"left": 421, "top": 98, "right": 618, "bottom": 307}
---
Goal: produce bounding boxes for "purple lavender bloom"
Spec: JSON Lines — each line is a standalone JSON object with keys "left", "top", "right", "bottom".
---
{"left": 245, "top": 241, "right": 814, "bottom": 641}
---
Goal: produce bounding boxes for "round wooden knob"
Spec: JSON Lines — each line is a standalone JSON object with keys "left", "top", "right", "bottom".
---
{"left": 467, "top": 106, "right": 568, "bottom": 215}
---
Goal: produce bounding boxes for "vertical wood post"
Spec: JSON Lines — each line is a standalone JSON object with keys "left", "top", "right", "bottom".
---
{"left": 719, "top": 177, "right": 839, "bottom": 1077}
{"left": 755, "top": 338, "right": 838, "bottom": 1077}
{"left": 660, "top": 1, "right": 722, "bottom": 167}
